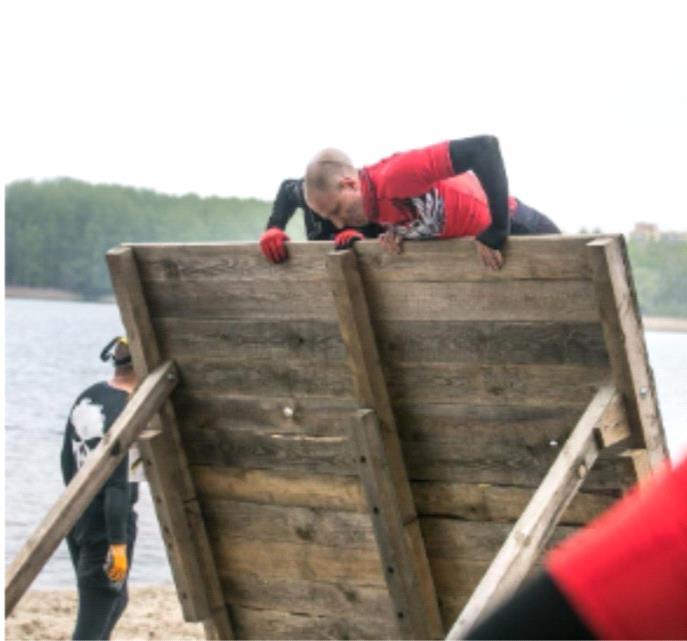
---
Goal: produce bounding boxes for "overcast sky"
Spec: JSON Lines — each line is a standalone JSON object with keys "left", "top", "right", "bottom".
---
{"left": 4, "top": 0, "right": 686, "bottom": 234}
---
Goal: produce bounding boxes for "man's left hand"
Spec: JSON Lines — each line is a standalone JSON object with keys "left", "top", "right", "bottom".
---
{"left": 474, "top": 239, "right": 504, "bottom": 270}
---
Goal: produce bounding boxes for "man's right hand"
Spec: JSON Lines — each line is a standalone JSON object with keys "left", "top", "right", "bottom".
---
{"left": 259, "top": 228, "right": 290, "bottom": 263}
{"left": 474, "top": 238, "right": 504, "bottom": 270}
{"left": 105, "top": 543, "right": 128, "bottom": 583}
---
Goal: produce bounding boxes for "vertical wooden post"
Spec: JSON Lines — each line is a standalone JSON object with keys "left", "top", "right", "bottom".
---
{"left": 587, "top": 237, "right": 668, "bottom": 471}
{"left": 327, "top": 250, "right": 443, "bottom": 639}
{"left": 107, "top": 246, "right": 234, "bottom": 640}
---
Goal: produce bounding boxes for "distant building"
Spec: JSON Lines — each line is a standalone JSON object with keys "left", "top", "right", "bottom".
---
{"left": 630, "top": 223, "right": 661, "bottom": 241}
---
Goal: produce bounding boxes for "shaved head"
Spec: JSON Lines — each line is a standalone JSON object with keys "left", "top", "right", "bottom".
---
{"left": 304, "top": 148, "right": 356, "bottom": 197}
{"left": 303, "top": 148, "right": 368, "bottom": 228}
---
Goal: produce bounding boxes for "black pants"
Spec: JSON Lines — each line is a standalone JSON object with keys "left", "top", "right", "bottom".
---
{"left": 510, "top": 199, "right": 561, "bottom": 234}
{"left": 67, "top": 514, "right": 137, "bottom": 640}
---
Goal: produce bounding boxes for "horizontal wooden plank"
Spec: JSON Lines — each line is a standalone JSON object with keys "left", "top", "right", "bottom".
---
{"left": 229, "top": 602, "right": 397, "bottom": 640}
{"left": 211, "top": 537, "right": 386, "bottom": 586}
{"left": 132, "top": 236, "right": 600, "bottom": 284}
{"left": 404, "top": 442, "right": 638, "bottom": 489}
{"left": 175, "top": 394, "right": 588, "bottom": 443}
{"left": 386, "top": 362, "right": 609, "bottom": 406}
{"left": 190, "top": 466, "right": 619, "bottom": 525}
{"left": 220, "top": 573, "right": 395, "bottom": 624}
{"left": 356, "top": 235, "right": 600, "bottom": 282}
{"left": 171, "top": 356, "right": 607, "bottom": 406}
{"left": 183, "top": 423, "right": 635, "bottom": 488}
{"left": 174, "top": 393, "right": 355, "bottom": 437}
{"left": 182, "top": 428, "right": 355, "bottom": 476}
{"left": 174, "top": 356, "right": 354, "bottom": 400}
{"left": 155, "top": 318, "right": 608, "bottom": 367}
{"left": 412, "top": 481, "right": 619, "bottom": 525}
{"left": 364, "top": 279, "right": 600, "bottom": 323}
{"left": 200, "top": 499, "right": 376, "bottom": 549}
{"left": 198, "top": 498, "right": 583, "bottom": 563}
{"left": 191, "top": 466, "right": 365, "bottom": 512}
{"left": 144, "top": 279, "right": 599, "bottom": 322}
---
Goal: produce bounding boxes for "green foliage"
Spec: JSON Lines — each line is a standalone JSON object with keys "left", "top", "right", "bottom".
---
{"left": 5, "top": 178, "right": 306, "bottom": 299}
{"left": 627, "top": 237, "right": 687, "bottom": 318}
{"left": 5, "top": 179, "right": 686, "bottom": 317}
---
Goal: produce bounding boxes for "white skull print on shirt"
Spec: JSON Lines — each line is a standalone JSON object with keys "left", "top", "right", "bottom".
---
{"left": 70, "top": 397, "right": 106, "bottom": 469}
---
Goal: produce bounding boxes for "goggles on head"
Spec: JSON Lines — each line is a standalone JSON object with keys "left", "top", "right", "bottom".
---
{"left": 100, "top": 336, "right": 132, "bottom": 367}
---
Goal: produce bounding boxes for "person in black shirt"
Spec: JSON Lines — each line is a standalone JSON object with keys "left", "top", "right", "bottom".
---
{"left": 61, "top": 337, "right": 140, "bottom": 640}
{"left": 259, "top": 176, "right": 383, "bottom": 263}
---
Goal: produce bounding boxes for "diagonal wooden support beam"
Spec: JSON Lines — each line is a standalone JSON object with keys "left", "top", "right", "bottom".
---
{"left": 5, "top": 360, "right": 177, "bottom": 616}
{"left": 587, "top": 237, "right": 668, "bottom": 471}
{"left": 446, "top": 384, "right": 627, "bottom": 640}
{"left": 327, "top": 249, "right": 443, "bottom": 640}
{"left": 107, "top": 246, "right": 234, "bottom": 641}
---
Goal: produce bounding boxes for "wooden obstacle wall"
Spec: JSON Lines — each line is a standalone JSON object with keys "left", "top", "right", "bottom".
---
{"left": 107, "top": 235, "right": 667, "bottom": 639}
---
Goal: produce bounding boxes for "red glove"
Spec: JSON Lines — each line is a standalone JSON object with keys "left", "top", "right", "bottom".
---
{"left": 259, "top": 227, "right": 290, "bottom": 263}
{"left": 334, "top": 229, "right": 364, "bottom": 250}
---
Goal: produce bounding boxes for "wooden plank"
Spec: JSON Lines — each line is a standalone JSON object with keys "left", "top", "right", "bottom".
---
{"left": 446, "top": 384, "right": 623, "bottom": 639}
{"left": 386, "top": 362, "right": 609, "bottom": 406}
{"left": 327, "top": 249, "right": 443, "bottom": 639}
{"left": 153, "top": 318, "right": 608, "bottom": 367}
{"left": 365, "top": 280, "right": 599, "bottom": 323}
{"left": 181, "top": 421, "right": 636, "bottom": 490}
{"left": 201, "top": 499, "right": 377, "bottom": 549}
{"left": 210, "top": 536, "right": 386, "bottom": 586}
{"left": 132, "top": 236, "right": 601, "bottom": 284}
{"left": 229, "top": 602, "right": 397, "bottom": 640}
{"left": 144, "top": 278, "right": 599, "bottom": 323}
{"left": 172, "top": 356, "right": 608, "bottom": 406}
{"left": 106, "top": 246, "right": 234, "bottom": 640}
{"left": 219, "top": 573, "right": 395, "bottom": 623}
{"left": 587, "top": 237, "right": 669, "bottom": 469}
{"left": 190, "top": 466, "right": 619, "bottom": 525}
{"left": 5, "top": 362, "right": 177, "bottom": 616}
{"left": 191, "top": 466, "right": 365, "bottom": 512}
{"left": 412, "top": 482, "right": 619, "bottom": 526}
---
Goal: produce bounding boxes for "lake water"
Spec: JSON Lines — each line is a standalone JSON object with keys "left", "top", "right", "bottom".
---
{"left": 4, "top": 298, "right": 687, "bottom": 588}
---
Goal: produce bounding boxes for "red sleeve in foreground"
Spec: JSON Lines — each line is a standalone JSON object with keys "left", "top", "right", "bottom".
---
{"left": 547, "top": 456, "right": 687, "bottom": 640}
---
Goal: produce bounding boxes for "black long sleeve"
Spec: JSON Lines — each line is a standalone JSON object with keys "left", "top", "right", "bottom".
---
{"left": 449, "top": 135, "right": 510, "bottom": 249}
{"left": 104, "top": 456, "right": 129, "bottom": 544}
{"left": 265, "top": 179, "right": 303, "bottom": 230}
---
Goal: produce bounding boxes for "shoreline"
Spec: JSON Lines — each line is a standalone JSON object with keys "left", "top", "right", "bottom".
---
{"left": 6, "top": 287, "right": 687, "bottom": 333}
{"left": 5, "top": 286, "right": 115, "bottom": 304}
{"left": 5, "top": 585, "right": 204, "bottom": 640}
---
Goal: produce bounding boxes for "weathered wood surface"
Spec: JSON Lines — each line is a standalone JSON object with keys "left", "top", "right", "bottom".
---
{"left": 228, "top": 602, "right": 398, "bottom": 640}
{"left": 191, "top": 466, "right": 618, "bottom": 526}
{"left": 107, "top": 246, "right": 234, "bottom": 640}
{"left": 219, "top": 574, "right": 395, "bottom": 623}
{"left": 180, "top": 423, "right": 636, "bottom": 489}
{"left": 171, "top": 357, "right": 608, "bottom": 407}
{"left": 5, "top": 361, "right": 177, "bottom": 617}
{"left": 102, "top": 237, "right": 659, "bottom": 639}
{"left": 327, "top": 250, "right": 442, "bottom": 639}
{"left": 132, "top": 236, "right": 602, "bottom": 283}
{"left": 143, "top": 278, "right": 599, "bottom": 323}
{"left": 153, "top": 318, "right": 608, "bottom": 366}
{"left": 447, "top": 385, "right": 623, "bottom": 639}
{"left": 587, "top": 237, "right": 668, "bottom": 468}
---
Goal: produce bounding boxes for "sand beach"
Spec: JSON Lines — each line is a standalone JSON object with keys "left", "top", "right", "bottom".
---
{"left": 5, "top": 586, "right": 205, "bottom": 641}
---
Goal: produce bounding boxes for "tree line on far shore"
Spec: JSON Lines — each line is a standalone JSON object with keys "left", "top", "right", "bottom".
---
{"left": 5, "top": 178, "right": 687, "bottom": 317}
